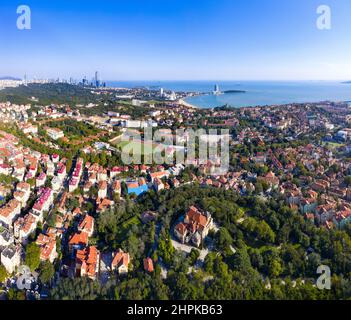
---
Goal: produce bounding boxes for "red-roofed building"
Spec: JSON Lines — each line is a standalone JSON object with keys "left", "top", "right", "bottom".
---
{"left": 13, "top": 213, "right": 37, "bottom": 244}
{"left": 0, "top": 199, "right": 21, "bottom": 227}
{"left": 75, "top": 246, "right": 100, "bottom": 280}
{"left": 150, "top": 171, "right": 169, "bottom": 182}
{"left": 98, "top": 181, "right": 107, "bottom": 199}
{"left": 174, "top": 206, "right": 213, "bottom": 247}
{"left": 143, "top": 257, "right": 154, "bottom": 273}
{"left": 78, "top": 215, "right": 94, "bottom": 237}
{"left": 36, "top": 234, "right": 57, "bottom": 263}
{"left": 111, "top": 249, "right": 130, "bottom": 274}
{"left": 68, "top": 232, "right": 89, "bottom": 251}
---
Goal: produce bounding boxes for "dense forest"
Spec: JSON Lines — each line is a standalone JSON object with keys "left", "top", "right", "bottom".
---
{"left": 50, "top": 184, "right": 351, "bottom": 300}
{"left": 0, "top": 83, "right": 99, "bottom": 105}
{"left": 0, "top": 83, "right": 151, "bottom": 119}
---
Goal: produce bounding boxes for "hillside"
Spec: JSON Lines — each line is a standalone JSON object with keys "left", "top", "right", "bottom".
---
{"left": 0, "top": 83, "right": 98, "bottom": 105}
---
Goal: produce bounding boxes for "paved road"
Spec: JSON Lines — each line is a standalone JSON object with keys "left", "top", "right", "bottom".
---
{"left": 171, "top": 239, "right": 209, "bottom": 262}
{"left": 99, "top": 252, "right": 113, "bottom": 285}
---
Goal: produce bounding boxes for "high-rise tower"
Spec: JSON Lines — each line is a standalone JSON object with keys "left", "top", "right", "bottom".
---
{"left": 95, "top": 71, "right": 100, "bottom": 88}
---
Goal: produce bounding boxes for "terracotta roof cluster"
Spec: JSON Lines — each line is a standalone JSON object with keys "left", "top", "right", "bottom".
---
{"left": 69, "top": 231, "right": 89, "bottom": 248}
{"left": 14, "top": 213, "right": 36, "bottom": 235}
{"left": 0, "top": 199, "right": 20, "bottom": 219}
{"left": 36, "top": 233, "right": 57, "bottom": 261}
{"left": 175, "top": 206, "right": 211, "bottom": 238}
{"left": 76, "top": 246, "right": 99, "bottom": 279}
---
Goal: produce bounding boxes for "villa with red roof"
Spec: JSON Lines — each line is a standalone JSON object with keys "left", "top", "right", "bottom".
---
{"left": 174, "top": 206, "right": 213, "bottom": 247}
{"left": 111, "top": 249, "right": 130, "bottom": 274}
{"left": 75, "top": 246, "right": 100, "bottom": 280}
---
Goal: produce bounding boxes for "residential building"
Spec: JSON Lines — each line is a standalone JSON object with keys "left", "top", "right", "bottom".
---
{"left": 32, "top": 188, "right": 53, "bottom": 221}
{"left": 153, "top": 177, "right": 164, "bottom": 192}
{"left": 174, "top": 206, "right": 213, "bottom": 247}
{"left": 0, "top": 199, "right": 21, "bottom": 228}
{"left": 0, "top": 228, "right": 14, "bottom": 247}
{"left": 143, "top": 257, "right": 154, "bottom": 273}
{"left": 1, "top": 244, "right": 21, "bottom": 274}
{"left": 13, "top": 213, "right": 37, "bottom": 244}
{"left": 111, "top": 249, "right": 130, "bottom": 274}
{"left": 69, "top": 232, "right": 89, "bottom": 251}
{"left": 98, "top": 181, "right": 107, "bottom": 199}
{"left": 51, "top": 176, "right": 62, "bottom": 191}
{"left": 36, "top": 172, "right": 47, "bottom": 188}
{"left": 36, "top": 234, "right": 57, "bottom": 263}
{"left": 78, "top": 215, "right": 94, "bottom": 237}
{"left": 75, "top": 246, "right": 100, "bottom": 280}
{"left": 46, "top": 128, "right": 64, "bottom": 140}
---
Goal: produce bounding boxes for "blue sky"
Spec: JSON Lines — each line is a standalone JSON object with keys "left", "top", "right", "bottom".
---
{"left": 1, "top": 0, "right": 351, "bottom": 80}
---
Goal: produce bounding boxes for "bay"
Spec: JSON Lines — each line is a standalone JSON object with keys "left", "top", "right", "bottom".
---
{"left": 105, "top": 80, "right": 351, "bottom": 109}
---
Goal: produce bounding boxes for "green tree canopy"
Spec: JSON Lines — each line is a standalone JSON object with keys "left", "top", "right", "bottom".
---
{"left": 25, "top": 242, "right": 41, "bottom": 271}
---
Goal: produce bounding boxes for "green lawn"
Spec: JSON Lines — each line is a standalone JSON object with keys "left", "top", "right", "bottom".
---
{"left": 117, "top": 140, "right": 172, "bottom": 157}
{"left": 118, "top": 140, "right": 151, "bottom": 156}
{"left": 323, "top": 142, "right": 345, "bottom": 150}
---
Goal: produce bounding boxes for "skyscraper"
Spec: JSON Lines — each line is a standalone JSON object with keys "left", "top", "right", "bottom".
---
{"left": 213, "top": 84, "right": 221, "bottom": 95}
{"left": 95, "top": 71, "right": 100, "bottom": 88}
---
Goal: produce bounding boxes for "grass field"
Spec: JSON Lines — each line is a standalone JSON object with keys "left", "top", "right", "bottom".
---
{"left": 323, "top": 141, "right": 345, "bottom": 151}
{"left": 117, "top": 140, "right": 155, "bottom": 156}
{"left": 116, "top": 139, "right": 179, "bottom": 157}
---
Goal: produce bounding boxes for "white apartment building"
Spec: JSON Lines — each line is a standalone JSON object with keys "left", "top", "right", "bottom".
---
{"left": 0, "top": 244, "right": 21, "bottom": 274}
{"left": 0, "top": 199, "right": 21, "bottom": 228}
{"left": 46, "top": 128, "right": 64, "bottom": 140}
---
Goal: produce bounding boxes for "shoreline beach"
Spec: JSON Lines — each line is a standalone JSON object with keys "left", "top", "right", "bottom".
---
{"left": 178, "top": 98, "right": 200, "bottom": 109}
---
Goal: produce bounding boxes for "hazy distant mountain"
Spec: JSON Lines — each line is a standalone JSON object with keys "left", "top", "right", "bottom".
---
{"left": 342, "top": 81, "right": 351, "bottom": 84}
{"left": 0, "top": 76, "right": 22, "bottom": 81}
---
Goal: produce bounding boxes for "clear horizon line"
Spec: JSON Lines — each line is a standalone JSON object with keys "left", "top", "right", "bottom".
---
{"left": 103, "top": 79, "right": 350, "bottom": 82}
{"left": 20, "top": 79, "right": 351, "bottom": 82}
{"left": 5, "top": 76, "right": 351, "bottom": 82}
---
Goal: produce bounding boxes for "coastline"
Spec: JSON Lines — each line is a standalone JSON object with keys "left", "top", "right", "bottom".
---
{"left": 103, "top": 81, "right": 351, "bottom": 109}
{"left": 178, "top": 98, "right": 200, "bottom": 109}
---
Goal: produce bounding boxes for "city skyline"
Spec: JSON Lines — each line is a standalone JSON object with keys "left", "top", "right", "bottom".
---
{"left": 1, "top": 0, "right": 351, "bottom": 80}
